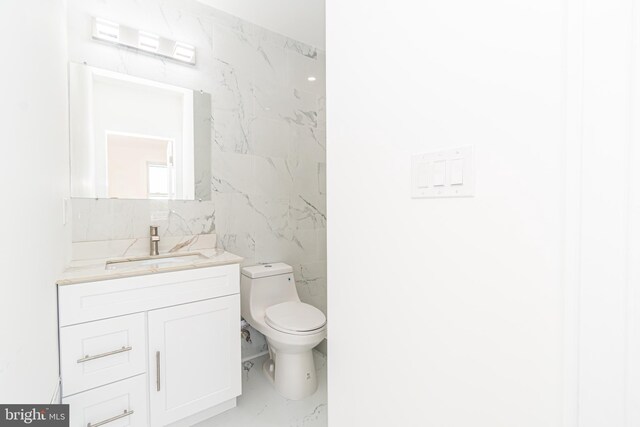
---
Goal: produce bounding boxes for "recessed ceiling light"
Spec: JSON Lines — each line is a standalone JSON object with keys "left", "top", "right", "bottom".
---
{"left": 307, "top": 76, "right": 317, "bottom": 82}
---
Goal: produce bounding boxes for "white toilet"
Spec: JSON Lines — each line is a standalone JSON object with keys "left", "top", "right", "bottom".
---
{"left": 240, "top": 263, "right": 327, "bottom": 400}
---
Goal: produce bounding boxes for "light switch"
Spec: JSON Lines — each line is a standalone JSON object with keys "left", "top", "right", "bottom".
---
{"left": 433, "top": 161, "right": 446, "bottom": 187}
{"left": 417, "top": 163, "right": 429, "bottom": 188}
{"left": 411, "top": 146, "right": 473, "bottom": 198}
{"left": 450, "top": 159, "right": 464, "bottom": 185}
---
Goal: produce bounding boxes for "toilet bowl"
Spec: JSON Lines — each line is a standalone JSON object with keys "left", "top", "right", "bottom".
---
{"left": 240, "top": 263, "right": 326, "bottom": 400}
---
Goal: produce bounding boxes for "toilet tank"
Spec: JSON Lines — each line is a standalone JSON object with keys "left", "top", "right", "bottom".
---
{"left": 240, "top": 263, "right": 300, "bottom": 322}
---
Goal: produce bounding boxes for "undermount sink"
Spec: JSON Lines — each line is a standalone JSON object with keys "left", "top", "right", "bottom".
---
{"left": 105, "top": 252, "right": 207, "bottom": 271}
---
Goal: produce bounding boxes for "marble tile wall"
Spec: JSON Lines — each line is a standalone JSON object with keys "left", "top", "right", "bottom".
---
{"left": 203, "top": 2, "right": 327, "bottom": 316}
{"left": 71, "top": 199, "right": 216, "bottom": 242}
{"left": 67, "top": 0, "right": 327, "bottom": 347}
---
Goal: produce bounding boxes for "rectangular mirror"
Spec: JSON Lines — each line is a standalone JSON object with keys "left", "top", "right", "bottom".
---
{"left": 69, "top": 62, "right": 211, "bottom": 200}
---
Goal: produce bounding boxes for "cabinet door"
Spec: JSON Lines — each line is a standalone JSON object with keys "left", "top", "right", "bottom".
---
{"left": 148, "top": 296, "right": 241, "bottom": 426}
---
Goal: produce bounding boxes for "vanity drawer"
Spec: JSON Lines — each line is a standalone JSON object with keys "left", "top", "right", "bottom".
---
{"left": 63, "top": 374, "right": 148, "bottom": 427}
{"left": 60, "top": 313, "right": 146, "bottom": 396}
{"left": 58, "top": 264, "right": 240, "bottom": 326}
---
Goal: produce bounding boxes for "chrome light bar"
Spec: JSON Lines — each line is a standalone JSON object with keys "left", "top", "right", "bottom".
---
{"left": 92, "top": 17, "right": 196, "bottom": 65}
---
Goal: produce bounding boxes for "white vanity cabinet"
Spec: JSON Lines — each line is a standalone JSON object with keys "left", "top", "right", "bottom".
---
{"left": 57, "top": 263, "right": 242, "bottom": 427}
{"left": 148, "top": 296, "right": 240, "bottom": 426}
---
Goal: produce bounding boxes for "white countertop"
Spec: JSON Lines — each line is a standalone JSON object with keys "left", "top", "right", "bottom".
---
{"left": 57, "top": 248, "right": 243, "bottom": 285}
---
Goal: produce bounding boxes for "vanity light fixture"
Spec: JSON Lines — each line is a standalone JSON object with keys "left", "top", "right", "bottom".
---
{"left": 138, "top": 31, "right": 160, "bottom": 53}
{"left": 91, "top": 17, "right": 196, "bottom": 65}
{"left": 94, "top": 18, "right": 120, "bottom": 42}
{"left": 173, "top": 42, "right": 196, "bottom": 63}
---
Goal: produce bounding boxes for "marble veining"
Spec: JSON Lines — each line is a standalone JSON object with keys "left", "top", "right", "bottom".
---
{"left": 70, "top": 233, "right": 218, "bottom": 261}
{"left": 71, "top": 199, "right": 217, "bottom": 242}
{"left": 241, "top": 329, "right": 269, "bottom": 363}
{"left": 57, "top": 248, "right": 242, "bottom": 285}
{"left": 194, "top": 352, "right": 327, "bottom": 427}
{"left": 67, "top": 0, "right": 327, "bottom": 361}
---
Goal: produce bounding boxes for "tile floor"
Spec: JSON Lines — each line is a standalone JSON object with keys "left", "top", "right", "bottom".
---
{"left": 195, "top": 351, "right": 327, "bottom": 427}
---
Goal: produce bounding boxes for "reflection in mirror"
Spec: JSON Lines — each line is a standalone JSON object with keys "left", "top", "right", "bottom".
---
{"left": 107, "top": 134, "right": 173, "bottom": 199}
{"left": 69, "top": 62, "right": 211, "bottom": 200}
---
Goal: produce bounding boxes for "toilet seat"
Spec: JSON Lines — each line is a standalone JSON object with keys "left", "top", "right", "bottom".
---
{"left": 265, "top": 301, "right": 326, "bottom": 334}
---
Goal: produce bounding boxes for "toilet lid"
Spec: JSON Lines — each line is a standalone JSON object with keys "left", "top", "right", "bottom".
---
{"left": 265, "top": 302, "right": 326, "bottom": 333}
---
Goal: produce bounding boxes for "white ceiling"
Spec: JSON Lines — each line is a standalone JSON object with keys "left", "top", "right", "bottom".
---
{"left": 196, "top": 0, "right": 325, "bottom": 50}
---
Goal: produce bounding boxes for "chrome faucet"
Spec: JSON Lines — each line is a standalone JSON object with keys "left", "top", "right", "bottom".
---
{"left": 150, "top": 226, "right": 160, "bottom": 256}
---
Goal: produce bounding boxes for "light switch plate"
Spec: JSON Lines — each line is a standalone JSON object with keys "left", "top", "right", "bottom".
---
{"left": 411, "top": 146, "right": 474, "bottom": 198}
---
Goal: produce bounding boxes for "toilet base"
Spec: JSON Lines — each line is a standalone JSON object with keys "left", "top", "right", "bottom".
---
{"left": 262, "top": 358, "right": 275, "bottom": 384}
{"left": 263, "top": 349, "right": 318, "bottom": 400}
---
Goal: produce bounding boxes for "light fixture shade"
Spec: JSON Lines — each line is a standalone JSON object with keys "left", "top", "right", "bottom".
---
{"left": 173, "top": 42, "right": 196, "bottom": 63}
{"left": 138, "top": 31, "right": 160, "bottom": 52}
{"left": 91, "top": 17, "right": 196, "bottom": 65}
{"left": 93, "top": 18, "right": 120, "bottom": 42}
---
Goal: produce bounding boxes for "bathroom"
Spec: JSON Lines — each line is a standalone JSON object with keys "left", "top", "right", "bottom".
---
{"left": 1, "top": 0, "right": 640, "bottom": 426}
{"left": 3, "top": 0, "right": 327, "bottom": 425}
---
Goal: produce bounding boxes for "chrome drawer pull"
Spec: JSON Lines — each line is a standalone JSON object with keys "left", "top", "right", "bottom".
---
{"left": 87, "top": 409, "right": 134, "bottom": 427}
{"left": 77, "top": 346, "right": 132, "bottom": 363}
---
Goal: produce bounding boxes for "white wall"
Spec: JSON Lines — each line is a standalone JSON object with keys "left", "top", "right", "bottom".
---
{"left": 328, "top": 1, "right": 567, "bottom": 426}
{"left": 0, "top": 0, "right": 70, "bottom": 402}
{"left": 572, "top": 0, "right": 635, "bottom": 426}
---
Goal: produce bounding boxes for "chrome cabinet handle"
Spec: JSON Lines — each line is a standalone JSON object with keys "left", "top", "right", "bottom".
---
{"left": 87, "top": 409, "right": 134, "bottom": 427}
{"left": 77, "top": 346, "right": 132, "bottom": 363}
{"left": 156, "top": 351, "right": 161, "bottom": 391}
